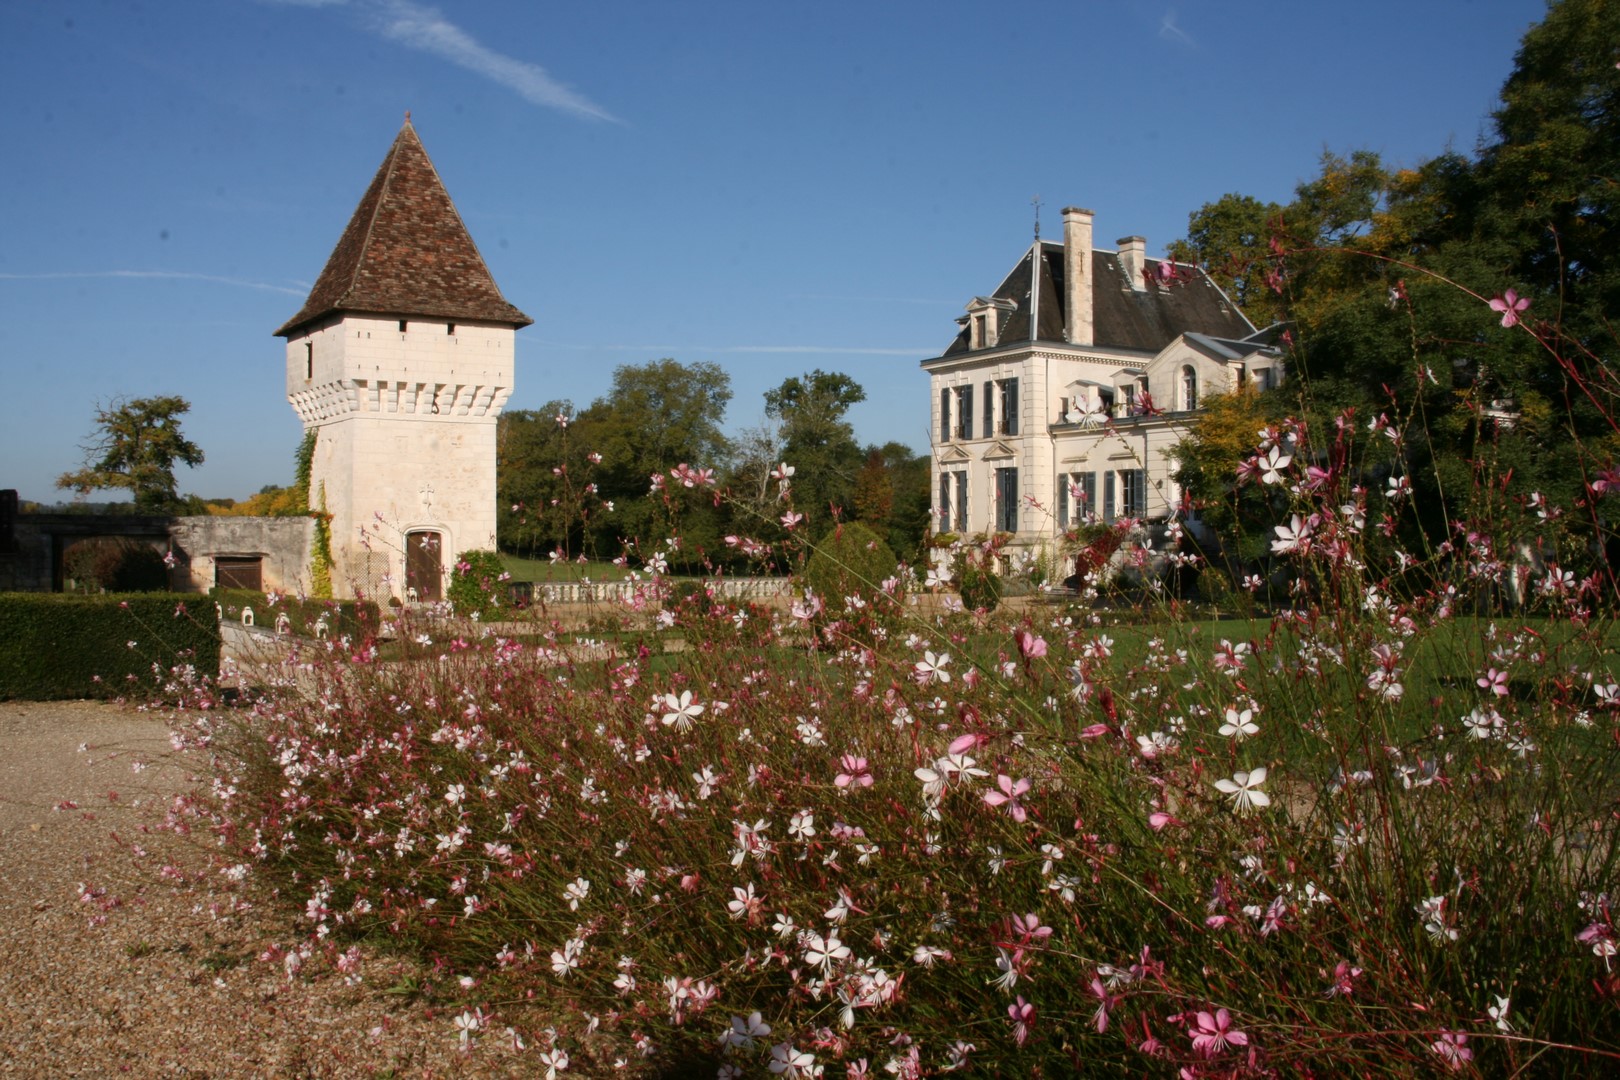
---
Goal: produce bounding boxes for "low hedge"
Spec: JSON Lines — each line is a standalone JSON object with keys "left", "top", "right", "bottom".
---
{"left": 211, "top": 588, "right": 380, "bottom": 639}
{"left": 0, "top": 592, "right": 221, "bottom": 701}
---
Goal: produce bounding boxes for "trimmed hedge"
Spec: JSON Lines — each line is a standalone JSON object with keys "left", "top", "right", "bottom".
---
{"left": 211, "top": 589, "right": 380, "bottom": 639}
{"left": 0, "top": 592, "right": 221, "bottom": 701}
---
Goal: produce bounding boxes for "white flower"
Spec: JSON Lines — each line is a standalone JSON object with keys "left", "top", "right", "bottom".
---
{"left": 728, "top": 883, "right": 760, "bottom": 921}
{"left": 769, "top": 1042, "right": 816, "bottom": 1077}
{"left": 656, "top": 690, "right": 705, "bottom": 731}
{"left": 563, "top": 876, "right": 590, "bottom": 911}
{"left": 1463, "top": 707, "right": 1504, "bottom": 740}
{"left": 1488, "top": 995, "right": 1513, "bottom": 1033}
{"left": 724, "top": 1011, "right": 771, "bottom": 1050}
{"left": 1214, "top": 768, "right": 1272, "bottom": 812}
{"left": 551, "top": 937, "right": 584, "bottom": 977}
{"left": 1418, "top": 895, "right": 1458, "bottom": 943}
{"left": 539, "top": 1048, "right": 570, "bottom": 1078}
{"left": 789, "top": 810, "right": 816, "bottom": 841}
{"left": 804, "top": 931, "right": 850, "bottom": 971}
{"left": 1259, "top": 445, "right": 1292, "bottom": 484}
{"left": 914, "top": 650, "right": 952, "bottom": 685}
{"left": 1218, "top": 708, "right": 1259, "bottom": 741}
{"left": 1271, "top": 515, "right": 1311, "bottom": 556}
{"left": 452, "top": 1008, "right": 486, "bottom": 1047}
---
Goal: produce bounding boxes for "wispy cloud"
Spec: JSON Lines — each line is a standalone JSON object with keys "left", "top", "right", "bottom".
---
{"left": 263, "top": 0, "right": 618, "bottom": 122}
{"left": 0, "top": 270, "right": 306, "bottom": 295}
{"left": 1158, "top": 8, "right": 1197, "bottom": 48}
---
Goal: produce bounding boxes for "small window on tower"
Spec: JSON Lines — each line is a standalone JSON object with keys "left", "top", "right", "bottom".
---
{"left": 305, "top": 342, "right": 313, "bottom": 380}
{"left": 446, "top": 323, "right": 456, "bottom": 335}
{"left": 399, "top": 319, "right": 408, "bottom": 333}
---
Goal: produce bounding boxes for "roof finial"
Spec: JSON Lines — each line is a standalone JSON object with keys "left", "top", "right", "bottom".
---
{"left": 404, "top": 109, "right": 412, "bottom": 125}
{"left": 1031, "top": 194, "right": 1042, "bottom": 242}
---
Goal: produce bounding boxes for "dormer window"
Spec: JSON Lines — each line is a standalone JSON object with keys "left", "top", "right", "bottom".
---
{"left": 964, "top": 296, "right": 1017, "bottom": 351}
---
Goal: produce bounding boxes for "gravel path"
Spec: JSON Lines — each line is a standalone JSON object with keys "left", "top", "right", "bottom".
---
{"left": 0, "top": 700, "right": 581, "bottom": 1078}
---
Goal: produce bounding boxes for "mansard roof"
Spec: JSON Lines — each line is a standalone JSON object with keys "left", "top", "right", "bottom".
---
{"left": 274, "top": 120, "right": 531, "bottom": 337}
{"left": 939, "top": 241, "right": 1254, "bottom": 358}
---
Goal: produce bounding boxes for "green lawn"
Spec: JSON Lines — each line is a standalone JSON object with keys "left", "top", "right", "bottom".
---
{"left": 498, "top": 554, "right": 634, "bottom": 583}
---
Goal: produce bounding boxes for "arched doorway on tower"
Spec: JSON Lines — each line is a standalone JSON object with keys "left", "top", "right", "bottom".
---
{"left": 405, "top": 530, "right": 443, "bottom": 602}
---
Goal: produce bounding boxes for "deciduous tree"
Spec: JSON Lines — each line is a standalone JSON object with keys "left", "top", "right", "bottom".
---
{"left": 57, "top": 396, "right": 204, "bottom": 512}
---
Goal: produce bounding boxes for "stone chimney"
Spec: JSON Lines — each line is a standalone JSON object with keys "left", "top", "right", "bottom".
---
{"left": 1118, "top": 236, "right": 1147, "bottom": 291}
{"left": 1062, "top": 207, "right": 1094, "bottom": 346}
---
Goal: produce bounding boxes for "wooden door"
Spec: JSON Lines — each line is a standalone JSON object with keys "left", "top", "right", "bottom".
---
{"left": 406, "top": 531, "right": 442, "bottom": 601}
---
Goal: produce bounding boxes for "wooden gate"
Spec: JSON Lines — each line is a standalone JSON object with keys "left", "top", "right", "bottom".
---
{"left": 405, "top": 530, "right": 442, "bottom": 601}
{"left": 214, "top": 556, "right": 263, "bottom": 591}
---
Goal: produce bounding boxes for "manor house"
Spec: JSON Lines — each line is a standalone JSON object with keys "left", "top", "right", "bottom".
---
{"left": 922, "top": 206, "right": 1283, "bottom": 556}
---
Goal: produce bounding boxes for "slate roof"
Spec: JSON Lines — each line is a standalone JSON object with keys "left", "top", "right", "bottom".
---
{"left": 274, "top": 120, "right": 531, "bottom": 337}
{"left": 939, "top": 241, "right": 1253, "bottom": 358}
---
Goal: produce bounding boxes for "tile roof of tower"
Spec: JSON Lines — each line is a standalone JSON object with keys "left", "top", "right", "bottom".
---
{"left": 274, "top": 120, "right": 531, "bottom": 337}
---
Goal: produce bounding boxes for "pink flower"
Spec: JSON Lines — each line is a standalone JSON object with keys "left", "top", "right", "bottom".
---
{"left": 1087, "top": 976, "right": 1118, "bottom": 1033}
{"left": 1430, "top": 1030, "right": 1473, "bottom": 1071}
{"left": 1009, "top": 912, "right": 1053, "bottom": 945}
{"left": 1015, "top": 630, "right": 1047, "bottom": 659}
{"left": 1477, "top": 667, "right": 1509, "bottom": 697}
{"left": 1007, "top": 996, "right": 1036, "bottom": 1047}
{"left": 1190, "top": 1008, "right": 1248, "bottom": 1057}
{"left": 984, "top": 775, "right": 1031, "bottom": 823}
{"left": 1488, "top": 288, "right": 1530, "bottom": 328}
{"left": 833, "top": 755, "right": 872, "bottom": 789}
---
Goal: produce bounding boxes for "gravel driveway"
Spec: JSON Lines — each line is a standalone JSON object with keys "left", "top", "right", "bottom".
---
{"left": 0, "top": 700, "right": 576, "bottom": 1078}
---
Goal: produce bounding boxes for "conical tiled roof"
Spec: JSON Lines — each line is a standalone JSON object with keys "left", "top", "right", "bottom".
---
{"left": 274, "top": 120, "right": 531, "bottom": 337}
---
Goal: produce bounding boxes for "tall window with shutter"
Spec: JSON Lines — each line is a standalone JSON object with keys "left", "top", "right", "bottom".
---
{"left": 995, "top": 467, "right": 1019, "bottom": 533}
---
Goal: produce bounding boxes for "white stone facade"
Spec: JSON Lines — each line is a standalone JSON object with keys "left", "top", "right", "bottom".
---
{"left": 922, "top": 211, "right": 1280, "bottom": 566}
{"left": 284, "top": 314, "right": 514, "bottom": 599}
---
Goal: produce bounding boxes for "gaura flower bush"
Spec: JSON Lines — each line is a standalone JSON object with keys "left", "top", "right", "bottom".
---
{"left": 185, "top": 291, "right": 1620, "bottom": 1077}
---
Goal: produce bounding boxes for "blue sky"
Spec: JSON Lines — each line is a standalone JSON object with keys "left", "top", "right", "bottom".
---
{"left": 1, "top": 0, "right": 1548, "bottom": 504}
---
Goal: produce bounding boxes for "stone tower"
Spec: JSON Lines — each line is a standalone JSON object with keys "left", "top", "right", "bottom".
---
{"left": 275, "top": 118, "right": 531, "bottom": 601}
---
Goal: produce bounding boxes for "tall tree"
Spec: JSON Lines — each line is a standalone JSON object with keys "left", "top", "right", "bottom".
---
{"left": 1479, "top": 0, "right": 1620, "bottom": 342}
{"left": 1170, "top": 1, "right": 1620, "bottom": 578}
{"left": 764, "top": 369, "right": 866, "bottom": 533}
{"left": 1166, "top": 192, "right": 1284, "bottom": 319}
{"left": 57, "top": 396, "right": 204, "bottom": 512}
{"left": 586, "top": 359, "right": 733, "bottom": 563}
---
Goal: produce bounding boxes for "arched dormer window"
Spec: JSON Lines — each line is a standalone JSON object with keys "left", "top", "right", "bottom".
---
{"left": 1181, "top": 365, "right": 1198, "bottom": 411}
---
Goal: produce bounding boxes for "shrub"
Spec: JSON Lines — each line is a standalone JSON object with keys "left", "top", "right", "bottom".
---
{"left": 956, "top": 559, "right": 1001, "bottom": 612}
{"left": 62, "top": 536, "right": 169, "bottom": 593}
{"left": 183, "top": 268, "right": 1620, "bottom": 1075}
{"left": 800, "top": 521, "right": 897, "bottom": 612}
{"left": 0, "top": 592, "right": 218, "bottom": 700}
{"left": 447, "top": 549, "right": 511, "bottom": 619}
